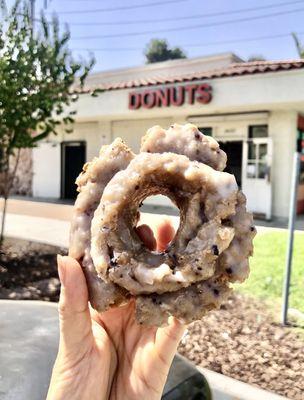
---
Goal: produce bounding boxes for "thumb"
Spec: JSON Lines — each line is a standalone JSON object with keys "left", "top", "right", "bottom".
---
{"left": 57, "top": 255, "right": 92, "bottom": 353}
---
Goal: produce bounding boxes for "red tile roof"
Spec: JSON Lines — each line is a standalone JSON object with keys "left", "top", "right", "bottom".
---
{"left": 77, "top": 60, "right": 304, "bottom": 94}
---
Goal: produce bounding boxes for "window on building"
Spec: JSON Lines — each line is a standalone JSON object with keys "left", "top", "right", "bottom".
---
{"left": 246, "top": 141, "right": 269, "bottom": 180}
{"left": 248, "top": 125, "right": 268, "bottom": 138}
{"left": 199, "top": 127, "right": 212, "bottom": 136}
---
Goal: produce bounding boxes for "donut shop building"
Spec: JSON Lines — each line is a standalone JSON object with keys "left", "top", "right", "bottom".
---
{"left": 31, "top": 53, "right": 304, "bottom": 220}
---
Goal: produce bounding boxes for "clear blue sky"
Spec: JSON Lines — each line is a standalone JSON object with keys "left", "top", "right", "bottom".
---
{"left": 6, "top": 0, "right": 304, "bottom": 72}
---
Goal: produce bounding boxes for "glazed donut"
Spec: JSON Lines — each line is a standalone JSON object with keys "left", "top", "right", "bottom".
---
{"left": 140, "top": 124, "right": 227, "bottom": 171}
{"left": 69, "top": 124, "right": 256, "bottom": 326}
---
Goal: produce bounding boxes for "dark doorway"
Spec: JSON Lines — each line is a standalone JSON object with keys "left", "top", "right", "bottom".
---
{"left": 219, "top": 141, "right": 243, "bottom": 187}
{"left": 61, "top": 141, "right": 86, "bottom": 199}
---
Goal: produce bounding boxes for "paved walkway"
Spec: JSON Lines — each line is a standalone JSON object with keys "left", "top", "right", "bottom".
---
{"left": 4, "top": 213, "right": 70, "bottom": 248}
{"left": 4, "top": 211, "right": 300, "bottom": 249}
{"left": 3, "top": 211, "right": 180, "bottom": 248}
{"left": 1, "top": 198, "right": 292, "bottom": 400}
{"left": 0, "top": 300, "right": 289, "bottom": 400}
{"left": 2, "top": 197, "right": 303, "bottom": 247}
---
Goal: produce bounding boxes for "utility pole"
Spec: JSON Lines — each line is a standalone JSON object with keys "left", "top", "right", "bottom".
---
{"left": 30, "top": 0, "right": 35, "bottom": 35}
{"left": 281, "top": 152, "right": 301, "bottom": 325}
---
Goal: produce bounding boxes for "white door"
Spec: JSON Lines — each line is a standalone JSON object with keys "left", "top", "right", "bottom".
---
{"left": 242, "top": 138, "right": 272, "bottom": 220}
{"left": 33, "top": 142, "right": 61, "bottom": 198}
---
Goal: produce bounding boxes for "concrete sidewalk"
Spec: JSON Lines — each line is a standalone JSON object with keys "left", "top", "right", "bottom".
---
{"left": 3, "top": 211, "right": 180, "bottom": 248}
{"left": 1, "top": 198, "right": 292, "bottom": 400}
{"left": 3, "top": 196, "right": 304, "bottom": 229}
{"left": 2, "top": 197, "right": 303, "bottom": 247}
{"left": 4, "top": 213, "right": 70, "bottom": 248}
{"left": 0, "top": 300, "right": 289, "bottom": 400}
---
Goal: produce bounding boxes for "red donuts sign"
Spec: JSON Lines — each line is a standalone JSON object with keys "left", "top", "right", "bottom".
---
{"left": 128, "top": 83, "right": 212, "bottom": 110}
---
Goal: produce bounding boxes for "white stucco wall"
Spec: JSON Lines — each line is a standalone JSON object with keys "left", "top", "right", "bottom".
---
{"left": 31, "top": 68, "right": 304, "bottom": 217}
{"left": 60, "top": 121, "right": 103, "bottom": 161}
{"left": 32, "top": 122, "right": 112, "bottom": 198}
{"left": 31, "top": 112, "right": 300, "bottom": 217}
{"left": 188, "top": 112, "right": 268, "bottom": 141}
{"left": 269, "top": 111, "right": 298, "bottom": 217}
{"left": 111, "top": 118, "right": 173, "bottom": 152}
{"left": 69, "top": 69, "right": 304, "bottom": 121}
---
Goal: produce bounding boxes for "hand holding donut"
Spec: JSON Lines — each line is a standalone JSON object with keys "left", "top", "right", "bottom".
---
{"left": 47, "top": 220, "right": 185, "bottom": 400}
{"left": 48, "top": 123, "right": 255, "bottom": 399}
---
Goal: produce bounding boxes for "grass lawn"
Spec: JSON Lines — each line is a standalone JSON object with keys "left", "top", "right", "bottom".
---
{"left": 235, "top": 231, "right": 304, "bottom": 312}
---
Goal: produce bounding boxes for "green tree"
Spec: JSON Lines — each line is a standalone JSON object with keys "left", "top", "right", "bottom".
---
{"left": 292, "top": 32, "right": 304, "bottom": 58}
{"left": 144, "top": 39, "right": 186, "bottom": 63}
{"left": 0, "top": 0, "right": 95, "bottom": 242}
{"left": 247, "top": 55, "right": 266, "bottom": 62}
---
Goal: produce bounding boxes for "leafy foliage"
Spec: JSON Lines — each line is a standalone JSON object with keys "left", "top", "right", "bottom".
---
{"left": 247, "top": 55, "right": 266, "bottom": 62}
{"left": 0, "top": 0, "right": 94, "bottom": 174}
{"left": 292, "top": 32, "right": 304, "bottom": 58}
{"left": 0, "top": 0, "right": 95, "bottom": 241}
{"left": 144, "top": 39, "right": 186, "bottom": 64}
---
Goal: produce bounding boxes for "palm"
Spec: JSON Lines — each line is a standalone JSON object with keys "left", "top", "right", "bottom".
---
{"left": 48, "top": 220, "right": 184, "bottom": 400}
{"left": 91, "top": 301, "right": 182, "bottom": 400}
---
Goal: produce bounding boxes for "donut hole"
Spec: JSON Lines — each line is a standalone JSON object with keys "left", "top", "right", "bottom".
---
{"left": 91, "top": 152, "right": 240, "bottom": 296}
{"left": 119, "top": 176, "right": 203, "bottom": 261}
{"left": 139, "top": 194, "right": 179, "bottom": 216}
{"left": 136, "top": 194, "right": 180, "bottom": 250}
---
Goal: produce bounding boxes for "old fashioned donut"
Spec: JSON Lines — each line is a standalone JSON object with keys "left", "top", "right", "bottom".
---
{"left": 141, "top": 124, "right": 227, "bottom": 171}
{"left": 69, "top": 124, "right": 256, "bottom": 326}
{"left": 90, "top": 153, "right": 237, "bottom": 294}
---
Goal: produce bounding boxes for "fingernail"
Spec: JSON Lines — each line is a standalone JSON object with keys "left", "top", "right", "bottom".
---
{"left": 57, "top": 254, "right": 66, "bottom": 286}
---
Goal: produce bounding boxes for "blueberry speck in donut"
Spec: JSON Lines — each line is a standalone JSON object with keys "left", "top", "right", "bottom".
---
{"left": 212, "top": 244, "right": 219, "bottom": 255}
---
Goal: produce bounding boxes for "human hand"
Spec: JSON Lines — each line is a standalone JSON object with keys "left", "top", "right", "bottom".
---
{"left": 47, "top": 220, "right": 185, "bottom": 400}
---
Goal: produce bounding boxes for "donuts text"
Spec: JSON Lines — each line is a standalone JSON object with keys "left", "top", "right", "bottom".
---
{"left": 128, "top": 83, "right": 212, "bottom": 109}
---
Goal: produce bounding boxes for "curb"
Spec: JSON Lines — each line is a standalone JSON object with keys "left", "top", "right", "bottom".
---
{"left": 198, "top": 366, "right": 289, "bottom": 400}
